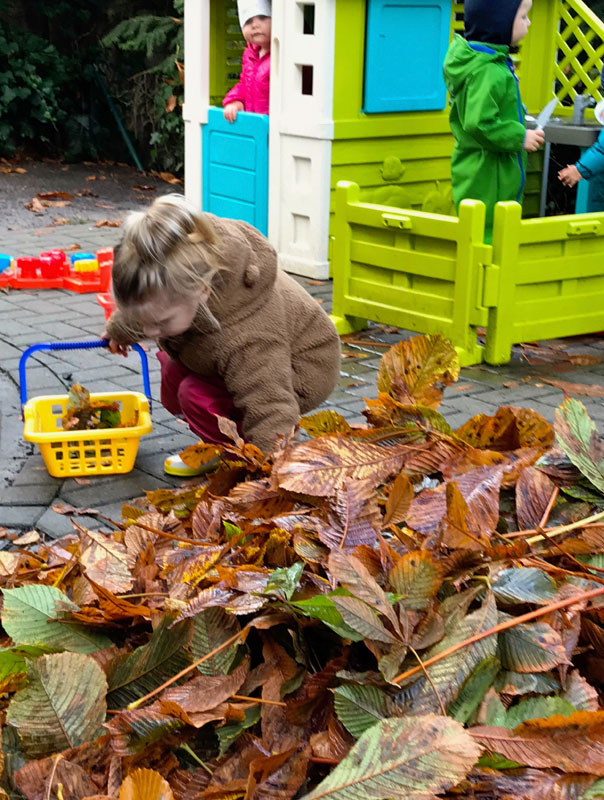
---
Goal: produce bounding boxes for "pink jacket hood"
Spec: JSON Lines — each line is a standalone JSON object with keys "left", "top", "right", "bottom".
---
{"left": 223, "top": 43, "right": 270, "bottom": 115}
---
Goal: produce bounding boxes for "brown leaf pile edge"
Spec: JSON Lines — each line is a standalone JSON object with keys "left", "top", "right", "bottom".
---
{"left": 3, "top": 333, "right": 604, "bottom": 800}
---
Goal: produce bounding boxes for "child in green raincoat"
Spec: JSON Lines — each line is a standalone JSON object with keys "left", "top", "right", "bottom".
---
{"left": 443, "top": 0, "right": 544, "bottom": 237}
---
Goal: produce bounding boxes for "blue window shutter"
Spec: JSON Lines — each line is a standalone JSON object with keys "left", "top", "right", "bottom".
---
{"left": 364, "top": 0, "right": 452, "bottom": 113}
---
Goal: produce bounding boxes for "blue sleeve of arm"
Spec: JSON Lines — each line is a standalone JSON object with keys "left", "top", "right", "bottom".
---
{"left": 577, "top": 129, "right": 604, "bottom": 180}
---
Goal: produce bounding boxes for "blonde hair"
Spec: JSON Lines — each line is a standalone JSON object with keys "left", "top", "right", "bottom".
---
{"left": 112, "top": 194, "right": 221, "bottom": 306}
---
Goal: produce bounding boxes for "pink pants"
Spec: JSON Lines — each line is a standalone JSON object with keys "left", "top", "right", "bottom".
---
{"left": 157, "top": 351, "right": 242, "bottom": 445}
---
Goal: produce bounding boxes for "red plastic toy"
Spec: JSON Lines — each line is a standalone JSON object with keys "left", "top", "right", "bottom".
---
{"left": 2, "top": 247, "right": 113, "bottom": 294}
{"left": 63, "top": 247, "right": 112, "bottom": 294}
{"left": 12, "top": 250, "right": 70, "bottom": 290}
{"left": 97, "top": 292, "right": 116, "bottom": 321}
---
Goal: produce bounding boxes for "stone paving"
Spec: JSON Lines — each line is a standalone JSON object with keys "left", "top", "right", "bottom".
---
{"left": 1, "top": 223, "right": 604, "bottom": 540}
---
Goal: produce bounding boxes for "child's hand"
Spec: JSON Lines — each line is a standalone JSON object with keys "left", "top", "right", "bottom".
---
{"left": 523, "top": 129, "right": 545, "bottom": 152}
{"left": 224, "top": 102, "right": 244, "bottom": 122}
{"left": 558, "top": 164, "right": 582, "bottom": 188}
{"left": 101, "top": 333, "right": 128, "bottom": 357}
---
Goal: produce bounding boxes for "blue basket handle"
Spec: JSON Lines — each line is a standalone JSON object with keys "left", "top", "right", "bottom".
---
{"left": 19, "top": 339, "right": 152, "bottom": 412}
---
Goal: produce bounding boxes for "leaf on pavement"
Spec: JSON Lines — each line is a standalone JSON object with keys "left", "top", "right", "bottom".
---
{"left": 543, "top": 379, "right": 604, "bottom": 397}
{"left": 299, "top": 714, "right": 480, "bottom": 800}
{"left": 377, "top": 334, "right": 460, "bottom": 408}
{"left": 95, "top": 219, "right": 122, "bottom": 227}
{"left": 37, "top": 191, "right": 74, "bottom": 199}
{"left": 6, "top": 652, "right": 107, "bottom": 759}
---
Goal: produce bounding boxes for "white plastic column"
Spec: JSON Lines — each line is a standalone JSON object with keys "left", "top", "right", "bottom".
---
{"left": 269, "top": 1, "right": 336, "bottom": 279}
{"left": 183, "top": 0, "right": 210, "bottom": 210}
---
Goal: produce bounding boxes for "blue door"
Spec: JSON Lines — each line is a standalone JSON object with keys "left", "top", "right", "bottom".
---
{"left": 202, "top": 107, "right": 269, "bottom": 235}
{"left": 364, "top": 0, "right": 452, "bottom": 113}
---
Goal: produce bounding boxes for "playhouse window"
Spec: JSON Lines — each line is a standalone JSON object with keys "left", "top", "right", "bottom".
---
{"left": 300, "top": 64, "right": 314, "bottom": 95}
{"left": 302, "top": 4, "right": 315, "bottom": 34}
{"left": 363, "top": 0, "right": 452, "bottom": 113}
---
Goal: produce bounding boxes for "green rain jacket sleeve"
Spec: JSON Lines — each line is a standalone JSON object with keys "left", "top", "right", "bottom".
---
{"left": 460, "top": 69, "right": 527, "bottom": 153}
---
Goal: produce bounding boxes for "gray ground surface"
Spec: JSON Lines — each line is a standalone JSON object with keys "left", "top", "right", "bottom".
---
{"left": 1, "top": 158, "right": 181, "bottom": 232}
{"left": 1, "top": 161, "right": 604, "bottom": 542}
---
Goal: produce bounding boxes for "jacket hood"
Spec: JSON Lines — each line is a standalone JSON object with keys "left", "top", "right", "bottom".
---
{"left": 464, "top": 0, "right": 522, "bottom": 46}
{"left": 157, "top": 214, "right": 278, "bottom": 346}
{"left": 207, "top": 215, "right": 277, "bottom": 326}
{"left": 443, "top": 35, "right": 509, "bottom": 95}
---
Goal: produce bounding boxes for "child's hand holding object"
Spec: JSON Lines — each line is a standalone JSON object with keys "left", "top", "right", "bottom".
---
{"left": 558, "top": 164, "right": 583, "bottom": 187}
{"left": 524, "top": 129, "right": 545, "bottom": 152}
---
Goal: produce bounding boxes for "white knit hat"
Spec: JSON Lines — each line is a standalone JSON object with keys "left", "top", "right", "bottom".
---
{"left": 238, "top": 0, "right": 271, "bottom": 28}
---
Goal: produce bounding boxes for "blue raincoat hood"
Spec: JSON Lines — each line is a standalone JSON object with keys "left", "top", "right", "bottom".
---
{"left": 464, "top": 0, "right": 522, "bottom": 46}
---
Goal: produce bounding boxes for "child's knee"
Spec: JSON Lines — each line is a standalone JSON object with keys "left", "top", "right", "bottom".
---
{"left": 177, "top": 375, "right": 234, "bottom": 418}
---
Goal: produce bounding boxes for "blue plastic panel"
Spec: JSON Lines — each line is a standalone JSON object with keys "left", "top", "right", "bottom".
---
{"left": 202, "top": 107, "right": 269, "bottom": 235}
{"left": 576, "top": 146, "right": 604, "bottom": 213}
{"left": 364, "top": 0, "right": 452, "bottom": 113}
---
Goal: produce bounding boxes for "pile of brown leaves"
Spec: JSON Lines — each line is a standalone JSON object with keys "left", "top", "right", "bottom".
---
{"left": 3, "top": 334, "right": 604, "bottom": 800}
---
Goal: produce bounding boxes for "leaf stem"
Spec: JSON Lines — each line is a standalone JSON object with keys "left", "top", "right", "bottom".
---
{"left": 408, "top": 644, "right": 446, "bottom": 716}
{"left": 527, "top": 509, "right": 604, "bottom": 545}
{"left": 392, "top": 583, "right": 604, "bottom": 685}
{"left": 503, "top": 509, "right": 604, "bottom": 543}
{"left": 538, "top": 487, "right": 559, "bottom": 529}
{"left": 231, "top": 694, "right": 286, "bottom": 707}
{"left": 106, "top": 516, "right": 207, "bottom": 546}
{"left": 179, "top": 743, "right": 213, "bottom": 775}
{"left": 127, "top": 626, "right": 249, "bottom": 710}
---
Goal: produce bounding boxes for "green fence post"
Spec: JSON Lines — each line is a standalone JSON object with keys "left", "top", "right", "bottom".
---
{"left": 331, "top": 181, "right": 367, "bottom": 334}
{"left": 484, "top": 201, "right": 522, "bottom": 364}
{"left": 453, "top": 199, "right": 487, "bottom": 365}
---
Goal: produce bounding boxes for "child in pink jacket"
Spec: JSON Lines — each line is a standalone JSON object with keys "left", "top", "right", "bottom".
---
{"left": 223, "top": 1, "right": 271, "bottom": 121}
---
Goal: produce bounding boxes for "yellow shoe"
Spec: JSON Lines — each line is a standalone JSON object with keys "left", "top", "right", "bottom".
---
{"left": 163, "top": 454, "right": 219, "bottom": 477}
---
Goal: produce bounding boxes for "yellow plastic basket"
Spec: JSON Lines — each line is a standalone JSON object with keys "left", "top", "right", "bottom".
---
{"left": 24, "top": 391, "right": 152, "bottom": 477}
{"left": 20, "top": 340, "right": 153, "bottom": 478}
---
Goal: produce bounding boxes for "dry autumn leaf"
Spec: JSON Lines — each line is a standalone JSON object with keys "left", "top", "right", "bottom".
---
{"left": 2, "top": 333, "right": 604, "bottom": 799}
{"left": 543, "top": 378, "right": 604, "bottom": 397}
{"left": 37, "top": 191, "right": 74, "bottom": 200}
{"left": 472, "top": 711, "right": 604, "bottom": 773}
{"left": 95, "top": 219, "right": 122, "bottom": 228}
{"left": 377, "top": 333, "right": 460, "bottom": 407}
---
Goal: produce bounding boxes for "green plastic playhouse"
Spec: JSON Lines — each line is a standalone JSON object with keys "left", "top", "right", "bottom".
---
{"left": 184, "top": 0, "right": 604, "bottom": 364}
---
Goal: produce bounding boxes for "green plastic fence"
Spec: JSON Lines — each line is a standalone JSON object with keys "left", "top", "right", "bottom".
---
{"left": 484, "top": 201, "right": 604, "bottom": 364}
{"left": 331, "top": 181, "right": 604, "bottom": 365}
{"left": 331, "top": 181, "right": 490, "bottom": 366}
